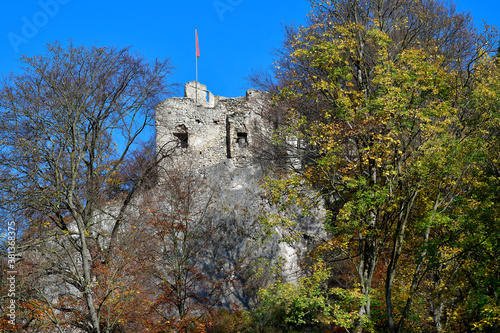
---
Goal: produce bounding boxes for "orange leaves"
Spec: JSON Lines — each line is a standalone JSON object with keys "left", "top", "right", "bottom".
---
{"left": 124, "top": 170, "right": 244, "bottom": 329}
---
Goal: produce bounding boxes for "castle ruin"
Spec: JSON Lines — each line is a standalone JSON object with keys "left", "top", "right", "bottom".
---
{"left": 154, "top": 82, "right": 323, "bottom": 293}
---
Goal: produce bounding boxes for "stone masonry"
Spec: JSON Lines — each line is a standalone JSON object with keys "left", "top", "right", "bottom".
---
{"left": 155, "top": 81, "right": 267, "bottom": 169}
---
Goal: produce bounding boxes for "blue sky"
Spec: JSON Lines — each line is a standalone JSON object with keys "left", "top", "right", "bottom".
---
{"left": 1, "top": 0, "right": 499, "bottom": 99}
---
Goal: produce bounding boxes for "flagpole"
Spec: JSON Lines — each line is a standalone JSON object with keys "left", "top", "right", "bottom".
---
{"left": 195, "top": 28, "right": 198, "bottom": 106}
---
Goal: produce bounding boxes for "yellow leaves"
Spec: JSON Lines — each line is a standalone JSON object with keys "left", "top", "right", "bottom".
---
{"left": 374, "top": 157, "right": 383, "bottom": 168}
{"left": 470, "top": 304, "right": 500, "bottom": 331}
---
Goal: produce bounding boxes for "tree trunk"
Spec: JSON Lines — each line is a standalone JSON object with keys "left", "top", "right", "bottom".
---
{"left": 386, "top": 189, "right": 419, "bottom": 333}
{"left": 355, "top": 234, "right": 378, "bottom": 333}
{"left": 77, "top": 218, "right": 101, "bottom": 333}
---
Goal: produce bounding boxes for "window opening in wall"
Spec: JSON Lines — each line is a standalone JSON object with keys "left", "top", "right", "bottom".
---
{"left": 174, "top": 132, "right": 188, "bottom": 148}
{"left": 226, "top": 120, "right": 231, "bottom": 158}
{"left": 237, "top": 132, "right": 248, "bottom": 148}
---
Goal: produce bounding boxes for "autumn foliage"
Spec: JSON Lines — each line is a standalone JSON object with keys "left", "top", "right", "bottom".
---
{"left": 251, "top": 0, "right": 500, "bottom": 332}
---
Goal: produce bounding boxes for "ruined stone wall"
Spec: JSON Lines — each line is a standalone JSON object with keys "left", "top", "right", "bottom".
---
{"left": 155, "top": 81, "right": 268, "bottom": 170}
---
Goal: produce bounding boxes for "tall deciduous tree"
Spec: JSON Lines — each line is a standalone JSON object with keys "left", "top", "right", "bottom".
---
{"left": 253, "top": 1, "right": 499, "bottom": 332}
{"left": 0, "top": 41, "right": 173, "bottom": 333}
{"left": 134, "top": 162, "right": 260, "bottom": 332}
{"left": 138, "top": 167, "right": 221, "bottom": 331}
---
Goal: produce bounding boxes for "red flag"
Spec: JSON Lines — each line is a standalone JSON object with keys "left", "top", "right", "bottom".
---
{"left": 196, "top": 29, "right": 200, "bottom": 58}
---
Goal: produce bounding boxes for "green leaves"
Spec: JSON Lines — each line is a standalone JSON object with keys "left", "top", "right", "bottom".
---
{"left": 262, "top": 4, "right": 500, "bottom": 331}
{"left": 255, "top": 260, "right": 365, "bottom": 331}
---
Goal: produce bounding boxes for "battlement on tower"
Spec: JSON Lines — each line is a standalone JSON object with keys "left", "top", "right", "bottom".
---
{"left": 155, "top": 81, "right": 268, "bottom": 170}
{"left": 184, "top": 81, "right": 217, "bottom": 107}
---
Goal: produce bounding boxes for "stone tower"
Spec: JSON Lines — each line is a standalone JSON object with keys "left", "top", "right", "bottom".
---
{"left": 155, "top": 81, "right": 267, "bottom": 169}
